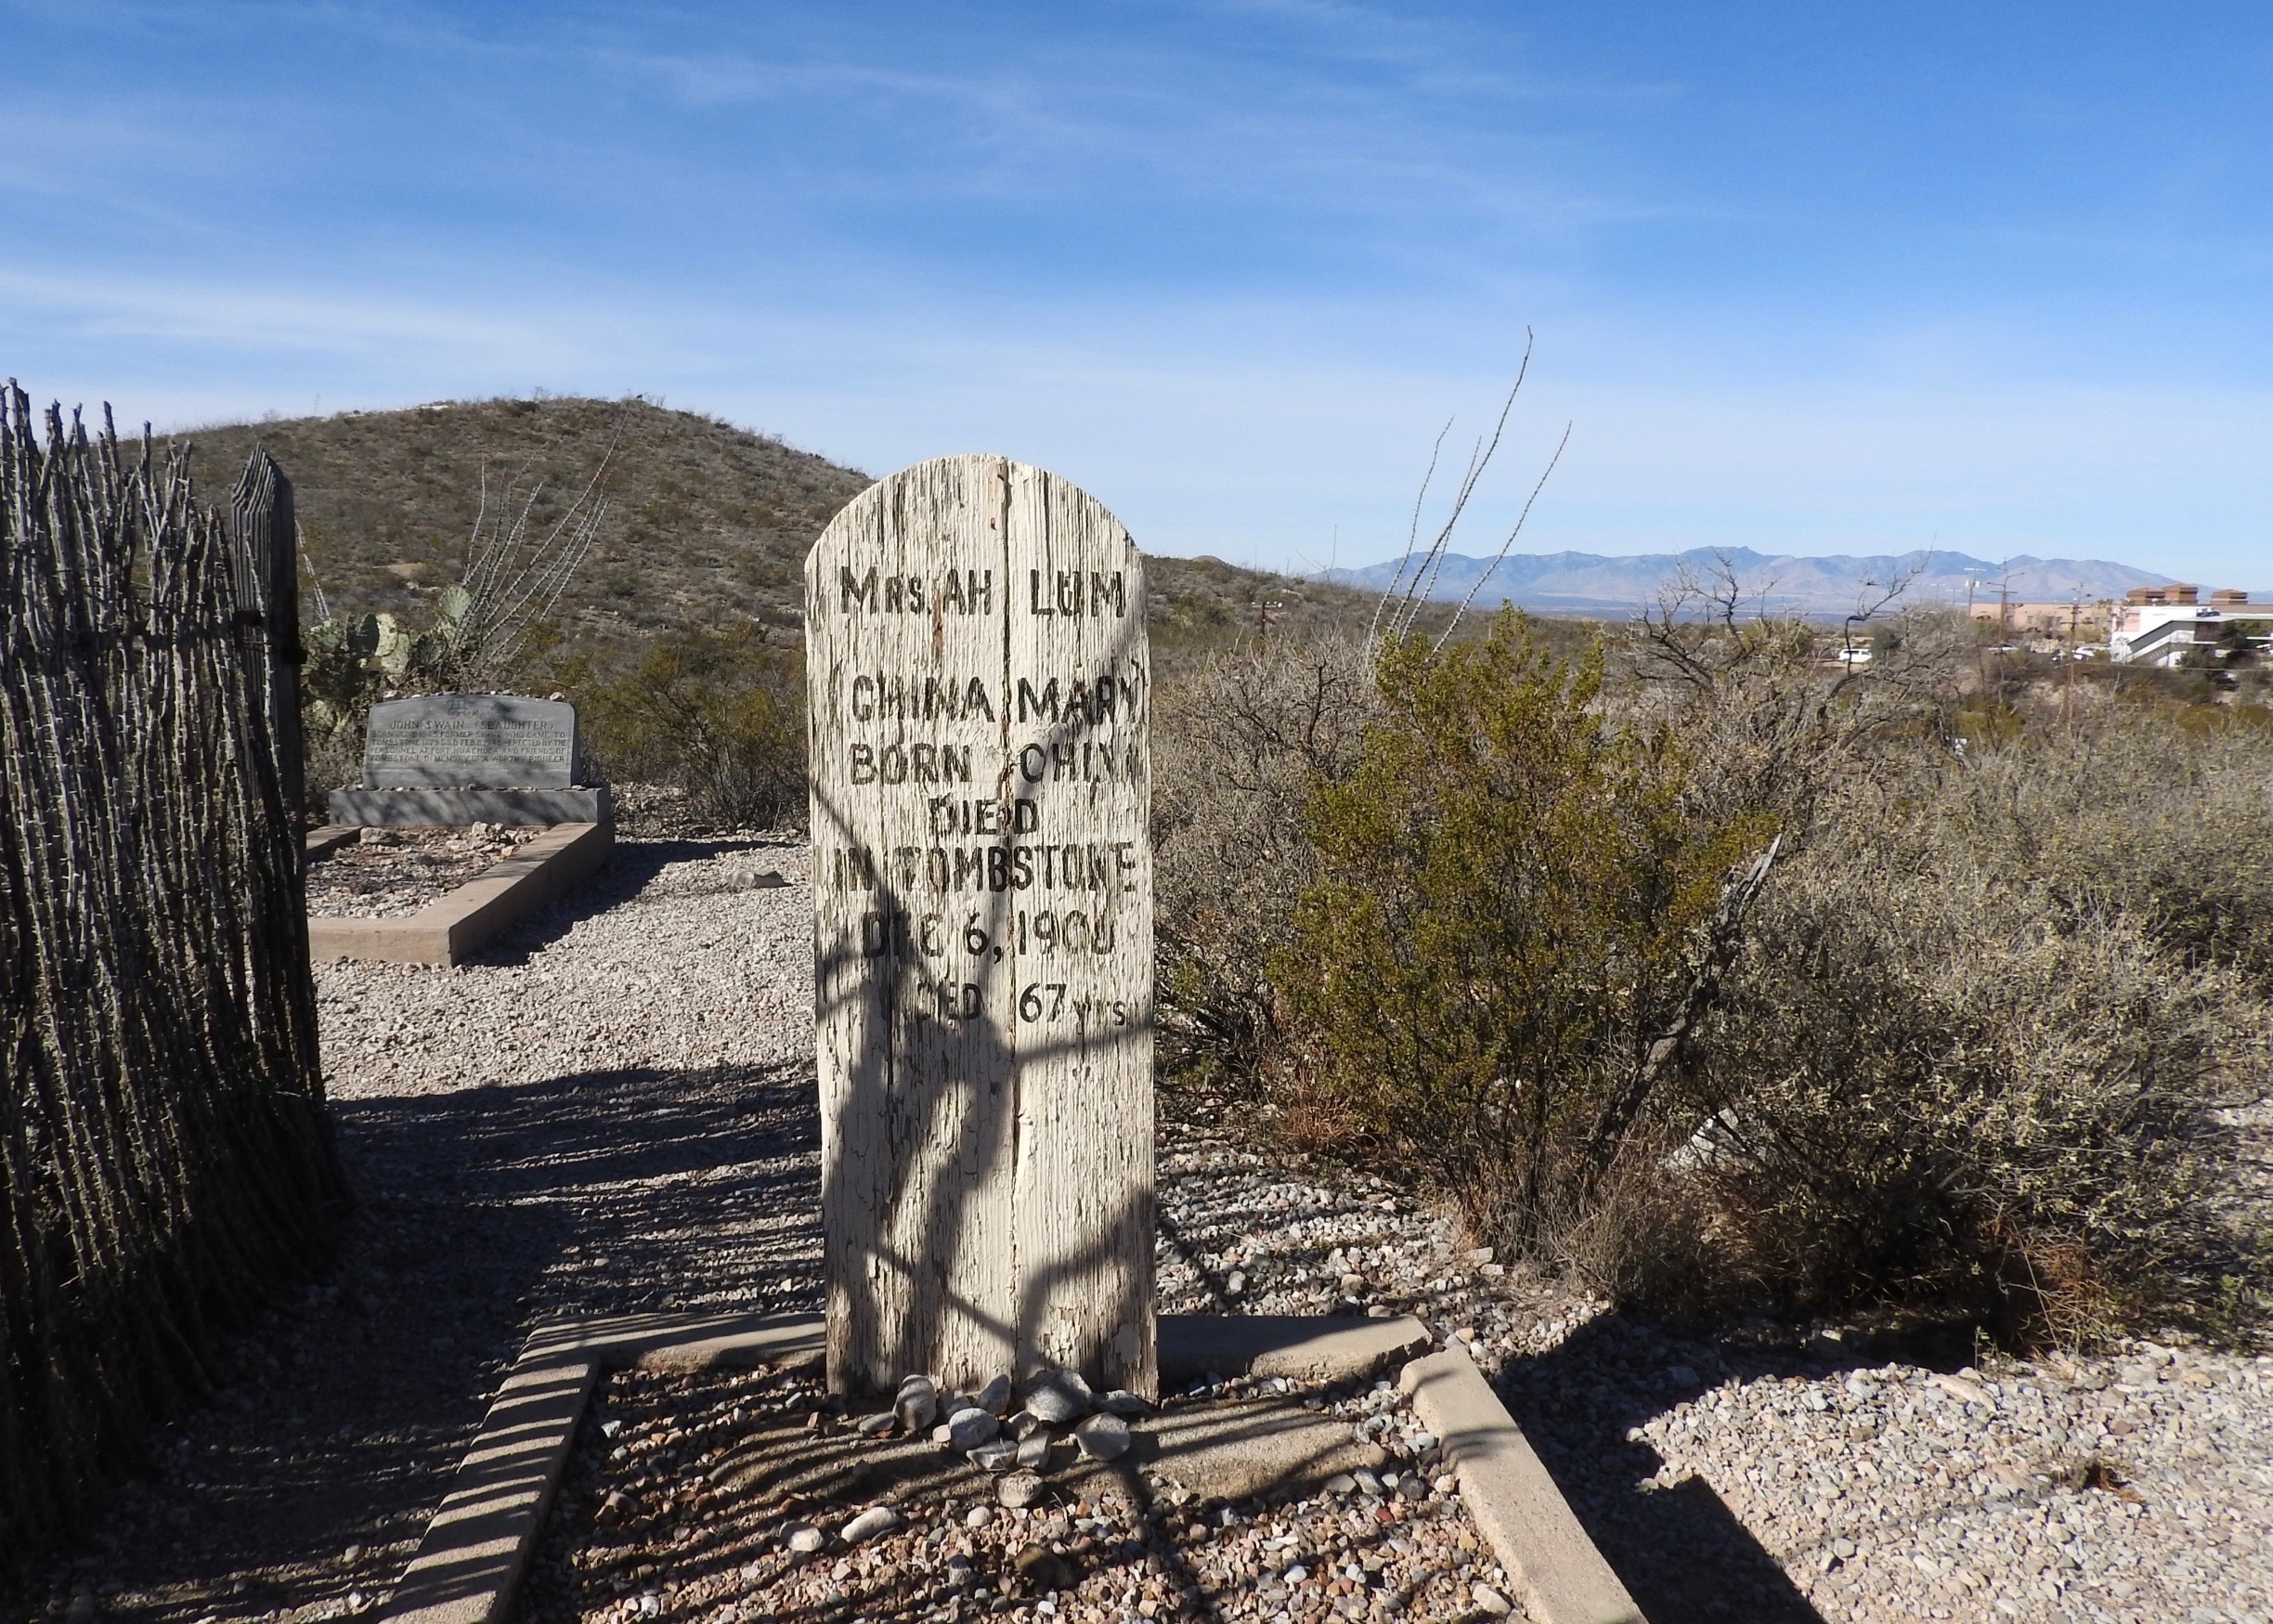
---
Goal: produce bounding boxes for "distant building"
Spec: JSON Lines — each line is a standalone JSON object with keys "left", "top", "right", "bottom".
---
{"left": 1966, "top": 598, "right": 2112, "bottom": 638}
{"left": 2109, "top": 586, "right": 2270, "bottom": 666}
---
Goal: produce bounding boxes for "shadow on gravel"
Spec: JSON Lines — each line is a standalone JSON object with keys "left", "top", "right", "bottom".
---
{"left": 33, "top": 1059, "right": 822, "bottom": 1624}
{"left": 1495, "top": 1312, "right": 1844, "bottom": 1624}
{"left": 342, "top": 1055, "right": 823, "bottom": 1323}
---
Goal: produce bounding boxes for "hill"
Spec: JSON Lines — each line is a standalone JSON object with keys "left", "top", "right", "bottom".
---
{"left": 1322, "top": 546, "right": 2196, "bottom": 618}
{"left": 173, "top": 396, "right": 1401, "bottom": 667}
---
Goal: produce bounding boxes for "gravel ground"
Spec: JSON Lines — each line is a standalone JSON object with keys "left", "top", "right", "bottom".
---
{"left": 1151, "top": 1128, "right": 2273, "bottom": 1624}
{"left": 517, "top": 1363, "right": 1514, "bottom": 1624}
{"left": 23, "top": 834, "right": 2272, "bottom": 1624}
{"left": 303, "top": 824, "right": 548, "bottom": 916}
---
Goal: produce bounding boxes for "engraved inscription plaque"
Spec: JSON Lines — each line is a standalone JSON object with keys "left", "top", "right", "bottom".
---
{"left": 807, "top": 454, "right": 1154, "bottom": 1398}
{"left": 361, "top": 695, "right": 579, "bottom": 789}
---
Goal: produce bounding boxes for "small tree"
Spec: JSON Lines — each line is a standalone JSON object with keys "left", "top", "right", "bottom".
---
{"left": 1277, "top": 612, "right": 1773, "bottom": 1248}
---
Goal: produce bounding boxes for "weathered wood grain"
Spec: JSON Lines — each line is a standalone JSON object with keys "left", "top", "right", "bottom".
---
{"left": 807, "top": 454, "right": 1154, "bottom": 1398}
{"left": 0, "top": 388, "right": 345, "bottom": 1571}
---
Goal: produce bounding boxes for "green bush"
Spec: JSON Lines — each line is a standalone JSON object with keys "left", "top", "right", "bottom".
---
{"left": 565, "top": 623, "right": 805, "bottom": 829}
{"left": 1274, "top": 613, "right": 1771, "bottom": 1246}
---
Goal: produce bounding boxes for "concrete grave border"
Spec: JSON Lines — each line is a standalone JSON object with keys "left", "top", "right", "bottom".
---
{"left": 1402, "top": 1349, "right": 1646, "bottom": 1624}
{"left": 305, "top": 825, "right": 361, "bottom": 860}
{"left": 381, "top": 1312, "right": 1644, "bottom": 1624}
{"left": 305, "top": 821, "right": 614, "bottom": 968}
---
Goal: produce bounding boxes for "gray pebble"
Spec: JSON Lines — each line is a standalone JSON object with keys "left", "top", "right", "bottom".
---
{"left": 947, "top": 1407, "right": 999, "bottom": 1449}
{"left": 997, "top": 1470, "right": 1046, "bottom": 1509}
{"left": 1074, "top": 1412, "right": 1131, "bottom": 1461}
{"left": 839, "top": 1505, "right": 902, "bottom": 1544}
{"left": 1024, "top": 1376, "right": 1087, "bottom": 1424}
{"left": 895, "top": 1375, "right": 938, "bottom": 1431}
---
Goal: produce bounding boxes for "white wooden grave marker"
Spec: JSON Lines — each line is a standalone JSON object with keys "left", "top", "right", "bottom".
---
{"left": 806, "top": 454, "right": 1155, "bottom": 1398}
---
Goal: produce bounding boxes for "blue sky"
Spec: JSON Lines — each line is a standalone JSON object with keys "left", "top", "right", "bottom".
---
{"left": 5, "top": 3, "right": 2271, "bottom": 585}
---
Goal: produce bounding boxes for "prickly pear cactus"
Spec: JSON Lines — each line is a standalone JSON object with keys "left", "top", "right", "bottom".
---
{"left": 368, "top": 613, "right": 414, "bottom": 680}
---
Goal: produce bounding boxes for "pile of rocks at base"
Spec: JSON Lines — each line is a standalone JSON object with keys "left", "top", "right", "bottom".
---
{"left": 854, "top": 1370, "right": 1149, "bottom": 1499}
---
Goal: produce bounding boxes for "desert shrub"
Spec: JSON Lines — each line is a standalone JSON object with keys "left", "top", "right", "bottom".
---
{"left": 1272, "top": 613, "right": 1774, "bottom": 1245}
{"left": 566, "top": 623, "right": 805, "bottom": 829}
{"left": 1156, "top": 590, "right": 2273, "bottom": 1343}
{"left": 1151, "top": 632, "right": 1378, "bottom": 1097}
{"left": 301, "top": 713, "right": 368, "bottom": 805}
{"left": 1651, "top": 724, "right": 2272, "bottom": 1342}
{"left": 1951, "top": 711, "right": 2273, "bottom": 996}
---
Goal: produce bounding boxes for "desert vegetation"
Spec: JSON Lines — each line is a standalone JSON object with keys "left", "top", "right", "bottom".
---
{"left": 1154, "top": 589, "right": 2273, "bottom": 1347}
{"left": 200, "top": 390, "right": 2273, "bottom": 1345}
{"left": 560, "top": 623, "right": 808, "bottom": 830}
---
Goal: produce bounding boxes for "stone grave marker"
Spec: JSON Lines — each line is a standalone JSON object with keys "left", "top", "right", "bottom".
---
{"left": 330, "top": 694, "right": 612, "bottom": 825}
{"left": 806, "top": 454, "right": 1154, "bottom": 1398}
{"left": 364, "top": 693, "right": 578, "bottom": 787}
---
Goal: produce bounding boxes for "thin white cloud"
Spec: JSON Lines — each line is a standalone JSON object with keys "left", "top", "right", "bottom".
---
{"left": 0, "top": 270, "right": 583, "bottom": 365}
{"left": 601, "top": 18, "right": 1657, "bottom": 234}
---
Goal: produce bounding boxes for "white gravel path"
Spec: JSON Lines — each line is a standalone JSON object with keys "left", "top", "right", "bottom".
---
{"left": 319, "top": 838, "right": 807, "bottom": 1101}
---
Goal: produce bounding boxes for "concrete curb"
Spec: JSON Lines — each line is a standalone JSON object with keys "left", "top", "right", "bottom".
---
{"left": 380, "top": 1310, "right": 1435, "bottom": 1623}
{"left": 305, "top": 825, "right": 359, "bottom": 859}
{"left": 378, "top": 1356, "right": 599, "bottom": 1624}
{"left": 1400, "top": 1349, "right": 1648, "bottom": 1624}
{"left": 306, "top": 821, "right": 614, "bottom": 967}
{"left": 381, "top": 1312, "right": 825, "bottom": 1624}
{"left": 1157, "top": 1314, "right": 1433, "bottom": 1385}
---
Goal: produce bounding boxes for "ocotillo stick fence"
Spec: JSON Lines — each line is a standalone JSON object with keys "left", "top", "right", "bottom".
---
{"left": 0, "top": 385, "right": 345, "bottom": 1573}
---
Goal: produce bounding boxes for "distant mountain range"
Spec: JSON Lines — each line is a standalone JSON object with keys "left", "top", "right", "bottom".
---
{"left": 1318, "top": 548, "right": 2200, "bottom": 618}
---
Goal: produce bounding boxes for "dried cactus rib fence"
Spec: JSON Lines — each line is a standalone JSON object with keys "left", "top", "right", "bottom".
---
{"left": 0, "top": 386, "right": 349, "bottom": 1577}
